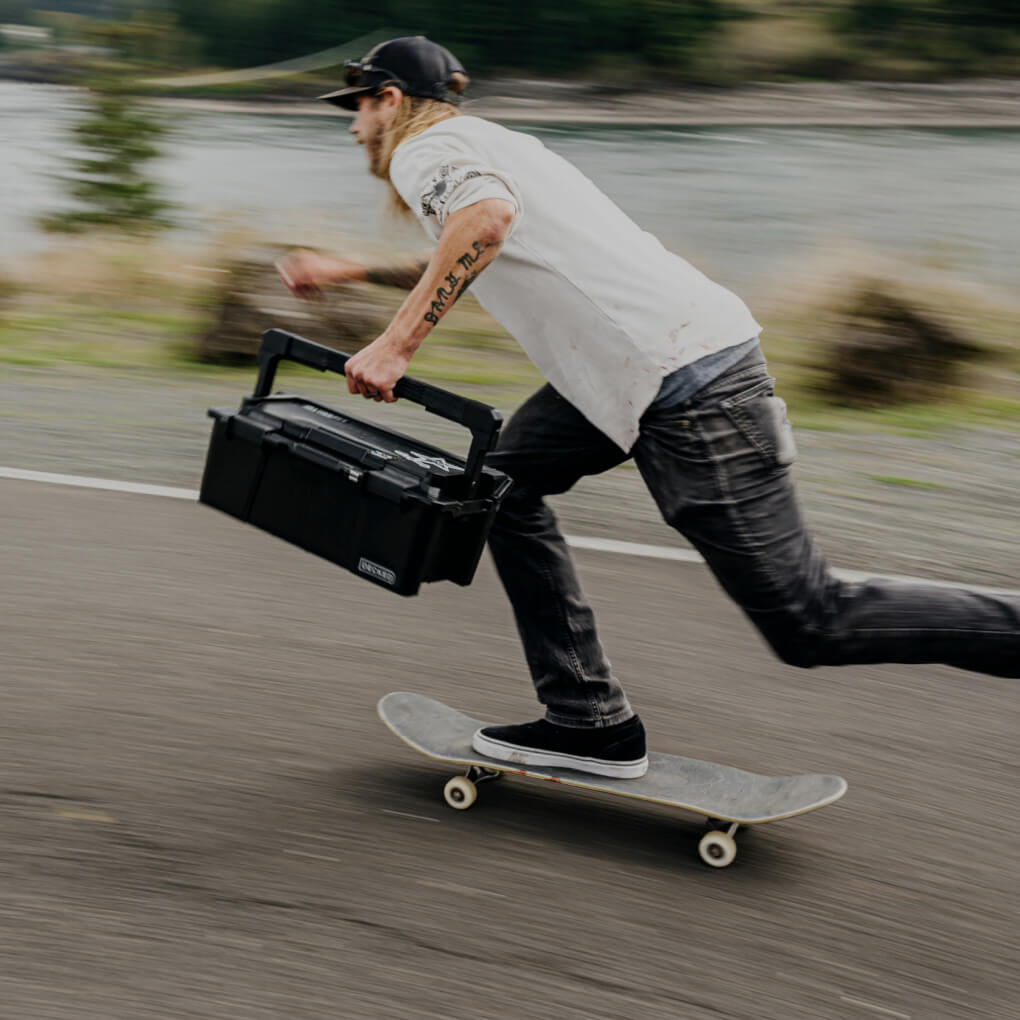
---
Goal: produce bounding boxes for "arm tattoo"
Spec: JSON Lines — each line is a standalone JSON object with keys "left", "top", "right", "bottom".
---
{"left": 364, "top": 257, "right": 430, "bottom": 290}
{"left": 423, "top": 240, "right": 501, "bottom": 326}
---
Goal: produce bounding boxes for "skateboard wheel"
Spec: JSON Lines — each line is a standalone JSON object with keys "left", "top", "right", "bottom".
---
{"left": 443, "top": 776, "right": 478, "bottom": 810}
{"left": 698, "top": 830, "right": 737, "bottom": 868}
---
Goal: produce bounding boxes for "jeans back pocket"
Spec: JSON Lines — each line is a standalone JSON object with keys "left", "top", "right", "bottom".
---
{"left": 720, "top": 382, "right": 797, "bottom": 468}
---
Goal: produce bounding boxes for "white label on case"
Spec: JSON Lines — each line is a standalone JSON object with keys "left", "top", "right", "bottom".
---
{"left": 358, "top": 558, "right": 396, "bottom": 586}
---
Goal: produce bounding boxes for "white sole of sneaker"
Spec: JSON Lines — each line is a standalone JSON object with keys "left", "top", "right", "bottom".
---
{"left": 471, "top": 729, "right": 649, "bottom": 780}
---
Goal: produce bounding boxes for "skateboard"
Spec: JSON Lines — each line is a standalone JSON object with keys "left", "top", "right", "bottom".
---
{"left": 378, "top": 692, "right": 847, "bottom": 868}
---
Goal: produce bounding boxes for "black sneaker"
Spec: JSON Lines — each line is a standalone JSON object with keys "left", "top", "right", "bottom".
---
{"left": 472, "top": 715, "right": 648, "bottom": 779}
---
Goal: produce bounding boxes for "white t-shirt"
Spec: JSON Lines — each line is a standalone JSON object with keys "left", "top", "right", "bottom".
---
{"left": 389, "top": 116, "right": 761, "bottom": 452}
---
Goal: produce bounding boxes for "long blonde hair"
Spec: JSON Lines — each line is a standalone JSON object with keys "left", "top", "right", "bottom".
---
{"left": 373, "top": 72, "right": 469, "bottom": 216}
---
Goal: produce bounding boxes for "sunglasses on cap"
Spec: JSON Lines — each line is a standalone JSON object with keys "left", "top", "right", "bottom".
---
{"left": 343, "top": 60, "right": 407, "bottom": 91}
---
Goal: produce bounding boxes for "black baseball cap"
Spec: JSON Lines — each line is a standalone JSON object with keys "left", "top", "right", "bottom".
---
{"left": 318, "top": 36, "right": 466, "bottom": 111}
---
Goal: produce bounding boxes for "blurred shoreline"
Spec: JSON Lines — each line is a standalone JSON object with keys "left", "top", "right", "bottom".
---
{"left": 151, "top": 79, "right": 1020, "bottom": 127}
{"left": 4, "top": 72, "right": 1020, "bottom": 126}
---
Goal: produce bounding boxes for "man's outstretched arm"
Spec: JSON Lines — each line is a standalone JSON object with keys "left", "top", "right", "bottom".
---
{"left": 364, "top": 258, "right": 431, "bottom": 290}
{"left": 343, "top": 197, "right": 515, "bottom": 401}
{"left": 276, "top": 251, "right": 429, "bottom": 298}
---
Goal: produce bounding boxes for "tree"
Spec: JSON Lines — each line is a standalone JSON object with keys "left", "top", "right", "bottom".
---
{"left": 169, "top": 0, "right": 730, "bottom": 77}
{"left": 41, "top": 77, "right": 173, "bottom": 234}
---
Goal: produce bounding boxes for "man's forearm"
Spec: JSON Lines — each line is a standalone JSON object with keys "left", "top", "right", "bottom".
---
{"left": 341, "top": 200, "right": 514, "bottom": 402}
{"left": 383, "top": 199, "right": 515, "bottom": 356}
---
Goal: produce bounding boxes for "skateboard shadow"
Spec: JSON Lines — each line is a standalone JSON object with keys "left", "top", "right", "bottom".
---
{"left": 335, "top": 761, "right": 808, "bottom": 882}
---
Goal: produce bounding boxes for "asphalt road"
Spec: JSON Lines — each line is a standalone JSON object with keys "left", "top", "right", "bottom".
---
{"left": 2, "top": 478, "right": 1018, "bottom": 1019}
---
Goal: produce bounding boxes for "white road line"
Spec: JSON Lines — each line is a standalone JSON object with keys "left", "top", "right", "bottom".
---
{"left": 1, "top": 465, "right": 1015, "bottom": 597}
{"left": 565, "top": 534, "right": 702, "bottom": 563}
{"left": 0, "top": 466, "right": 198, "bottom": 501}
{"left": 839, "top": 995, "right": 911, "bottom": 1019}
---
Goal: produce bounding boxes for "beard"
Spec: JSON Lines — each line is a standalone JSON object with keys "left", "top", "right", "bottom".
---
{"left": 365, "top": 124, "right": 387, "bottom": 180}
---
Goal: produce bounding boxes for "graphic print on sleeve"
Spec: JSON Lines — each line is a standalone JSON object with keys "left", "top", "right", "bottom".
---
{"left": 420, "top": 164, "right": 483, "bottom": 220}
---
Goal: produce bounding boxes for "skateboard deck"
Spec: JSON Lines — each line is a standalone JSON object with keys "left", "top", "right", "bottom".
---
{"left": 378, "top": 692, "right": 848, "bottom": 867}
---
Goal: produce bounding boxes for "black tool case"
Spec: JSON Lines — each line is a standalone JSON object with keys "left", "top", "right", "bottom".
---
{"left": 200, "top": 329, "right": 511, "bottom": 596}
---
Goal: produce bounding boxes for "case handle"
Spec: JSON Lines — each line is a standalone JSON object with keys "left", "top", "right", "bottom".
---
{"left": 254, "top": 329, "right": 503, "bottom": 494}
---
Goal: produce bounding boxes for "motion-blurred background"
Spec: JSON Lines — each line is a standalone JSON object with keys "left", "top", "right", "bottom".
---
{"left": 1, "top": 1, "right": 1018, "bottom": 432}
{"left": 2, "top": 5, "right": 1018, "bottom": 1019}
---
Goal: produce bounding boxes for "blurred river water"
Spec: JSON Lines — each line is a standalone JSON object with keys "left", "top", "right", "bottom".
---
{"left": 3, "top": 80, "right": 1019, "bottom": 293}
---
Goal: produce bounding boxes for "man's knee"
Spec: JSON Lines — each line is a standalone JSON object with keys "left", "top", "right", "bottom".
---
{"left": 752, "top": 611, "right": 832, "bottom": 669}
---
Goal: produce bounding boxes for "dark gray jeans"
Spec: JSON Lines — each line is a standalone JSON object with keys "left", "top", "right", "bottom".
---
{"left": 485, "top": 347, "right": 1020, "bottom": 727}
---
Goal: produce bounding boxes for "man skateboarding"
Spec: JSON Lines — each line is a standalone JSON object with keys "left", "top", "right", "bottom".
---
{"left": 278, "top": 36, "right": 1019, "bottom": 781}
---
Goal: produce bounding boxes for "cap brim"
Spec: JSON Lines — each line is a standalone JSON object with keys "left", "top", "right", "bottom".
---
{"left": 317, "top": 85, "right": 373, "bottom": 111}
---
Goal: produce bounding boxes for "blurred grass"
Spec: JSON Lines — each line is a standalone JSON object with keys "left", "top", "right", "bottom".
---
{"left": 1, "top": 235, "right": 1017, "bottom": 432}
{"left": 0, "top": 235, "right": 546, "bottom": 408}
{"left": 867, "top": 475, "right": 946, "bottom": 490}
